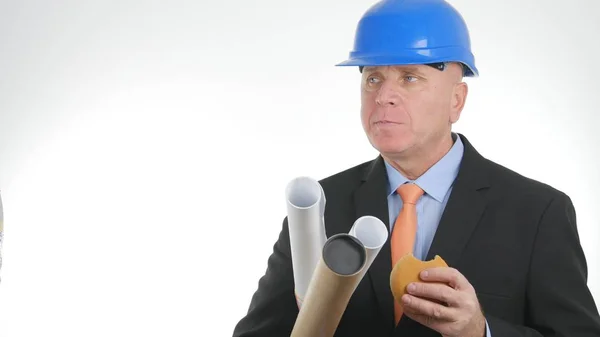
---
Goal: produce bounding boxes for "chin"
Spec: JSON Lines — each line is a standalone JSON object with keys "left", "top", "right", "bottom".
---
{"left": 369, "top": 134, "right": 414, "bottom": 156}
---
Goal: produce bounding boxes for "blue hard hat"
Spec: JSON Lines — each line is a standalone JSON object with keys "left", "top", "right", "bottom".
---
{"left": 336, "top": 0, "right": 479, "bottom": 77}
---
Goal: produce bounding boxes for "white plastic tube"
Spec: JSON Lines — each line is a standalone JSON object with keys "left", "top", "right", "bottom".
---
{"left": 348, "top": 215, "right": 388, "bottom": 279}
{"left": 285, "top": 176, "right": 327, "bottom": 307}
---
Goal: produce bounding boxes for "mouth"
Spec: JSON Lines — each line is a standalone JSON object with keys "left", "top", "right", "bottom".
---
{"left": 374, "top": 120, "right": 402, "bottom": 125}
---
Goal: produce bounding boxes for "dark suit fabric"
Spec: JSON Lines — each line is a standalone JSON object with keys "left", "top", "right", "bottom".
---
{"left": 232, "top": 134, "right": 600, "bottom": 337}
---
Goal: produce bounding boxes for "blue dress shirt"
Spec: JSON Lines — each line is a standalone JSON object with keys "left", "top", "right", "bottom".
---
{"left": 384, "top": 134, "right": 491, "bottom": 336}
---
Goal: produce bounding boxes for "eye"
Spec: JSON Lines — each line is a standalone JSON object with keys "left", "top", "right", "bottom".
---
{"left": 367, "top": 76, "right": 381, "bottom": 84}
{"left": 404, "top": 75, "right": 418, "bottom": 83}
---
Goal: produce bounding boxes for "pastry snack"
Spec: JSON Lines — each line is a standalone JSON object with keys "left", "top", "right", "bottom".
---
{"left": 390, "top": 254, "right": 448, "bottom": 304}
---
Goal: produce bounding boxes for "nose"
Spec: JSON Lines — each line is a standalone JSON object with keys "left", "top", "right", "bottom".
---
{"left": 375, "top": 81, "right": 402, "bottom": 106}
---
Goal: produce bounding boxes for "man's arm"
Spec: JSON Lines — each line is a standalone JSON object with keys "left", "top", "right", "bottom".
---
{"left": 486, "top": 192, "right": 600, "bottom": 336}
{"left": 232, "top": 217, "right": 298, "bottom": 337}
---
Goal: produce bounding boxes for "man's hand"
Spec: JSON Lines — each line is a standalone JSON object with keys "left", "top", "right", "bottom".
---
{"left": 400, "top": 267, "right": 486, "bottom": 337}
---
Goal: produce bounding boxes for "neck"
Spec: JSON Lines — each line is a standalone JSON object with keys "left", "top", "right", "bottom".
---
{"left": 383, "top": 133, "right": 454, "bottom": 180}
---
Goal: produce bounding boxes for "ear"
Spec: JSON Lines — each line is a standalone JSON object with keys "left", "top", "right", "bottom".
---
{"left": 450, "top": 82, "right": 468, "bottom": 123}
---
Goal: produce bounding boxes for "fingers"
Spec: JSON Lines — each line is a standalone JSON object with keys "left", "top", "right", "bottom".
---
{"left": 420, "top": 267, "right": 469, "bottom": 290}
{"left": 400, "top": 267, "right": 484, "bottom": 337}
{"left": 406, "top": 281, "right": 460, "bottom": 306}
{"left": 401, "top": 293, "right": 457, "bottom": 321}
{"left": 403, "top": 310, "right": 448, "bottom": 333}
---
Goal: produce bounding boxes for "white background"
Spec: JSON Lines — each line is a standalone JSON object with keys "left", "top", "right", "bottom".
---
{"left": 0, "top": 0, "right": 598, "bottom": 335}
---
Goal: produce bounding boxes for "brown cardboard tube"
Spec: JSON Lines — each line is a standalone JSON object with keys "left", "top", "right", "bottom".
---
{"left": 290, "top": 233, "right": 367, "bottom": 337}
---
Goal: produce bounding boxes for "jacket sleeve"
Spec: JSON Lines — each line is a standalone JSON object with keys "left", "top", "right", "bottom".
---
{"left": 232, "top": 217, "right": 299, "bottom": 337}
{"left": 487, "top": 192, "right": 600, "bottom": 336}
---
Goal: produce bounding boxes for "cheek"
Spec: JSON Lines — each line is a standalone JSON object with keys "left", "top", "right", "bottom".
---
{"left": 404, "top": 94, "right": 439, "bottom": 125}
{"left": 360, "top": 95, "right": 376, "bottom": 122}
{"left": 400, "top": 99, "right": 421, "bottom": 123}
{"left": 360, "top": 107, "right": 371, "bottom": 131}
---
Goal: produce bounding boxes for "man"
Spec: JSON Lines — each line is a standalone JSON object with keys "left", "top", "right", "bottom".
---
{"left": 232, "top": 0, "right": 600, "bottom": 336}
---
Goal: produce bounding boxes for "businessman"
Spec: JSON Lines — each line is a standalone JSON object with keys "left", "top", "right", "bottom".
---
{"left": 232, "top": 0, "right": 600, "bottom": 335}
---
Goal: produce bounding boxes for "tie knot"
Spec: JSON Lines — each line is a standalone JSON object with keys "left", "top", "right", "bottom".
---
{"left": 397, "top": 183, "right": 424, "bottom": 204}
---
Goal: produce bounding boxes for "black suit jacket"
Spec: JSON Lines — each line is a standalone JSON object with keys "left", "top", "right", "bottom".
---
{"left": 232, "top": 134, "right": 600, "bottom": 336}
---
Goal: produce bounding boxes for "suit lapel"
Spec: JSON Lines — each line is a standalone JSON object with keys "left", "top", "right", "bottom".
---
{"left": 425, "top": 134, "right": 490, "bottom": 267}
{"left": 353, "top": 156, "right": 396, "bottom": 330}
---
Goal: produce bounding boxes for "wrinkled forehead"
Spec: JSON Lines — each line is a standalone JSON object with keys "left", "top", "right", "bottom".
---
{"left": 360, "top": 62, "right": 465, "bottom": 76}
{"left": 360, "top": 63, "right": 465, "bottom": 80}
{"left": 360, "top": 63, "right": 446, "bottom": 73}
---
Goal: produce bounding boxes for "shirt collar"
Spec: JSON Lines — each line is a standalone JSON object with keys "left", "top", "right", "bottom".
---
{"left": 384, "top": 133, "right": 464, "bottom": 202}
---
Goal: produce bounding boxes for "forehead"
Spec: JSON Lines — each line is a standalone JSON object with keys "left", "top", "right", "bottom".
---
{"left": 362, "top": 65, "right": 430, "bottom": 74}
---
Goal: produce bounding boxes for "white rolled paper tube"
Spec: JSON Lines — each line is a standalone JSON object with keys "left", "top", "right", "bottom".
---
{"left": 285, "top": 177, "right": 327, "bottom": 307}
{"left": 348, "top": 215, "right": 388, "bottom": 278}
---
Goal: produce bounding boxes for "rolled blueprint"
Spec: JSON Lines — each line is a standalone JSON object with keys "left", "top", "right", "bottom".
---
{"left": 290, "top": 233, "right": 367, "bottom": 337}
{"left": 285, "top": 176, "right": 327, "bottom": 307}
{"left": 348, "top": 215, "right": 388, "bottom": 280}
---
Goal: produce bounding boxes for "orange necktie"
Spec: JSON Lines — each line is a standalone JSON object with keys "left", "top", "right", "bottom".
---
{"left": 390, "top": 183, "right": 424, "bottom": 324}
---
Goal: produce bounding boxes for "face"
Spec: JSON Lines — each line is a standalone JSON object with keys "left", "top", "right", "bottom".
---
{"left": 360, "top": 63, "right": 468, "bottom": 159}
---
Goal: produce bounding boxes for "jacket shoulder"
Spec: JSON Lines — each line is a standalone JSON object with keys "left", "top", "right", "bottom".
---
{"left": 316, "top": 158, "right": 376, "bottom": 192}
{"left": 483, "top": 157, "right": 570, "bottom": 202}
